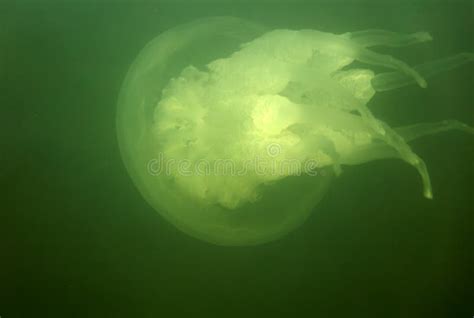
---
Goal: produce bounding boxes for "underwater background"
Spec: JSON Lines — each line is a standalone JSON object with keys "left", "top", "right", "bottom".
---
{"left": 1, "top": 0, "right": 472, "bottom": 317}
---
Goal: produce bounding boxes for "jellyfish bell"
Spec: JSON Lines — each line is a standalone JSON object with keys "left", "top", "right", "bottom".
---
{"left": 117, "top": 17, "right": 473, "bottom": 246}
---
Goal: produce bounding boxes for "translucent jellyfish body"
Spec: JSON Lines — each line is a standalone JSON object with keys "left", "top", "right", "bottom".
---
{"left": 117, "top": 17, "right": 473, "bottom": 245}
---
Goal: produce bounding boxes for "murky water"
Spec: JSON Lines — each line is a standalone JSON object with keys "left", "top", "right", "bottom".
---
{"left": 1, "top": 1, "right": 472, "bottom": 317}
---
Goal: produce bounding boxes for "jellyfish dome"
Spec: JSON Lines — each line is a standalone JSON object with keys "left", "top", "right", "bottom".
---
{"left": 116, "top": 17, "right": 473, "bottom": 246}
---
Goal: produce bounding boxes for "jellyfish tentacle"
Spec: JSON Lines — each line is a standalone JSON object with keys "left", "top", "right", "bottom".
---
{"left": 396, "top": 119, "right": 474, "bottom": 142}
{"left": 372, "top": 53, "right": 474, "bottom": 91}
{"left": 412, "top": 155, "right": 433, "bottom": 199}
{"left": 374, "top": 121, "right": 433, "bottom": 198}
{"left": 346, "top": 29, "right": 432, "bottom": 48}
{"left": 338, "top": 129, "right": 433, "bottom": 198}
{"left": 404, "top": 152, "right": 432, "bottom": 198}
{"left": 339, "top": 142, "right": 398, "bottom": 166}
{"left": 342, "top": 120, "right": 473, "bottom": 164}
{"left": 379, "top": 119, "right": 474, "bottom": 198}
{"left": 341, "top": 119, "right": 473, "bottom": 199}
{"left": 342, "top": 120, "right": 474, "bottom": 162}
{"left": 330, "top": 71, "right": 429, "bottom": 191}
{"left": 356, "top": 48, "right": 427, "bottom": 88}
{"left": 356, "top": 103, "right": 386, "bottom": 135}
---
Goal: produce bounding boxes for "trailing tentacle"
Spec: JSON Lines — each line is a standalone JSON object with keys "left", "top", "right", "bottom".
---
{"left": 396, "top": 119, "right": 474, "bottom": 142}
{"left": 357, "top": 48, "right": 427, "bottom": 88}
{"left": 347, "top": 29, "right": 432, "bottom": 48}
{"left": 372, "top": 53, "right": 474, "bottom": 91}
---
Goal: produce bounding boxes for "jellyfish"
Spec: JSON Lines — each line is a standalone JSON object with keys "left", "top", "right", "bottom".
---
{"left": 116, "top": 17, "right": 473, "bottom": 246}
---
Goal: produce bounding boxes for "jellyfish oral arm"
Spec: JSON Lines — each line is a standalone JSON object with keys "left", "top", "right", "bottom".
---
{"left": 372, "top": 53, "right": 474, "bottom": 91}
{"left": 339, "top": 119, "right": 474, "bottom": 198}
{"left": 340, "top": 121, "right": 474, "bottom": 163}
{"left": 347, "top": 29, "right": 432, "bottom": 48}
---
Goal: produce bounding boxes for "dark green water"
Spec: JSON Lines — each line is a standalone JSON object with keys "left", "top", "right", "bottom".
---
{"left": 1, "top": 1, "right": 472, "bottom": 317}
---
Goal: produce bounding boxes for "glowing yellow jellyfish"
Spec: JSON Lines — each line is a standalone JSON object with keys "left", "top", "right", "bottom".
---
{"left": 117, "top": 17, "right": 473, "bottom": 246}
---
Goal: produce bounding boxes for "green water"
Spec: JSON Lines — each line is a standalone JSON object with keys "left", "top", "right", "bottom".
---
{"left": 1, "top": 1, "right": 472, "bottom": 317}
